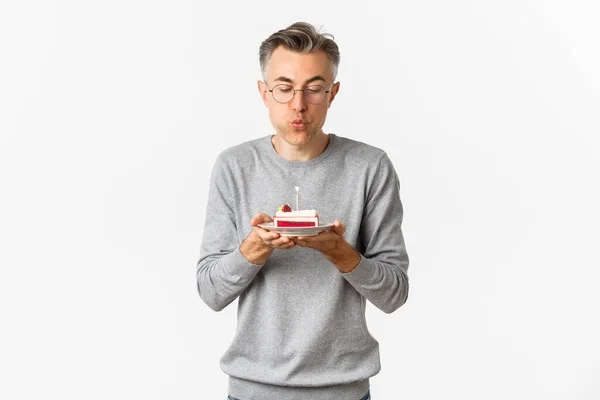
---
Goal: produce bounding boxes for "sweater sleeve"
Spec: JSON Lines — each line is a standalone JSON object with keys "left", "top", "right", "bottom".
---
{"left": 195, "top": 154, "right": 262, "bottom": 312}
{"left": 341, "top": 154, "right": 410, "bottom": 313}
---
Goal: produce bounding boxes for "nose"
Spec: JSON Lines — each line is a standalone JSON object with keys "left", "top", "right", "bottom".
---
{"left": 290, "top": 90, "right": 308, "bottom": 112}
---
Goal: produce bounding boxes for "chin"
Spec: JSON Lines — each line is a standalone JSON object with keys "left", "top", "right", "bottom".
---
{"left": 283, "top": 130, "right": 314, "bottom": 145}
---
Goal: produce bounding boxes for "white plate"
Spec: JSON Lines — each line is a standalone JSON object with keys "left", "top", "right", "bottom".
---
{"left": 257, "top": 222, "right": 334, "bottom": 236}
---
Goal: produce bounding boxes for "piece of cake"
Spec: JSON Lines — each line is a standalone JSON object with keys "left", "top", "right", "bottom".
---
{"left": 273, "top": 204, "right": 319, "bottom": 227}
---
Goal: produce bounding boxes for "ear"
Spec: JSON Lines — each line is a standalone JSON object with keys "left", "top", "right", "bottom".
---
{"left": 327, "top": 81, "right": 341, "bottom": 108}
{"left": 257, "top": 80, "right": 269, "bottom": 107}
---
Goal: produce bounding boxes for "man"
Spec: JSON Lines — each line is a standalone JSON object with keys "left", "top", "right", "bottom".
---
{"left": 196, "top": 21, "right": 410, "bottom": 400}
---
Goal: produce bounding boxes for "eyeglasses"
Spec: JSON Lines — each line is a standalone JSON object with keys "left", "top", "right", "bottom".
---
{"left": 266, "top": 84, "right": 331, "bottom": 105}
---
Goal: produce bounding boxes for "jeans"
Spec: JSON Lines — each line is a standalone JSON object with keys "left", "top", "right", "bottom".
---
{"left": 227, "top": 390, "right": 371, "bottom": 400}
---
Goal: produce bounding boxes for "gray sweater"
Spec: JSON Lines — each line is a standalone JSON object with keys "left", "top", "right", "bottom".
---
{"left": 196, "top": 134, "right": 409, "bottom": 400}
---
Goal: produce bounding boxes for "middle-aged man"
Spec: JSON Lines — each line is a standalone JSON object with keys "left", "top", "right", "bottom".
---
{"left": 196, "top": 21, "right": 410, "bottom": 400}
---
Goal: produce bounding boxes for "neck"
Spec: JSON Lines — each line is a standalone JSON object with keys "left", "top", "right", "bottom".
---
{"left": 271, "top": 132, "right": 330, "bottom": 161}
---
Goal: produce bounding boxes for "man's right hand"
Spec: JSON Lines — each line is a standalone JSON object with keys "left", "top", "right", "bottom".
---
{"left": 239, "top": 212, "right": 296, "bottom": 265}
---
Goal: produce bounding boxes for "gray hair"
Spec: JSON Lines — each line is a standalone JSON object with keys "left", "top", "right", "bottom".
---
{"left": 259, "top": 22, "right": 340, "bottom": 81}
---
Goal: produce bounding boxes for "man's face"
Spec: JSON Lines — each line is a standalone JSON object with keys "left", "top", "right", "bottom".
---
{"left": 258, "top": 46, "right": 340, "bottom": 147}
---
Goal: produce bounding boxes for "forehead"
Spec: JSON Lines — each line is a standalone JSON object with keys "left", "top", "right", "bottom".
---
{"left": 265, "top": 46, "right": 332, "bottom": 83}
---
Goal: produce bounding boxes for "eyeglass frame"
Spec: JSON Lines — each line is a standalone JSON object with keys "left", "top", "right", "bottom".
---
{"left": 265, "top": 82, "right": 334, "bottom": 105}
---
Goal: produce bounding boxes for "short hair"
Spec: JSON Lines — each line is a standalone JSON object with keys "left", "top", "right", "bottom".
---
{"left": 259, "top": 22, "right": 340, "bottom": 81}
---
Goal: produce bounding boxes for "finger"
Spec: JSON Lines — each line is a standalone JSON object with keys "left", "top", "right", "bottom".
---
{"left": 261, "top": 231, "right": 280, "bottom": 242}
{"left": 278, "top": 235, "right": 291, "bottom": 244}
{"left": 293, "top": 237, "right": 308, "bottom": 247}
{"left": 278, "top": 239, "right": 296, "bottom": 249}
{"left": 332, "top": 220, "right": 346, "bottom": 236}
{"left": 272, "top": 235, "right": 294, "bottom": 248}
{"left": 251, "top": 212, "right": 273, "bottom": 227}
{"left": 253, "top": 225, "right": 275, "bottom": 238}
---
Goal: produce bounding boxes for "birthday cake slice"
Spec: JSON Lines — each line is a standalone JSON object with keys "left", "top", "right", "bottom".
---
{"left": 273, "top": 204, "right": 319, "bottom": 227}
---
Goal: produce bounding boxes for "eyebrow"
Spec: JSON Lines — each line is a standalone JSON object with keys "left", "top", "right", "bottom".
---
{"left": 273, "top": 75, "right": 327, "bottom": 85}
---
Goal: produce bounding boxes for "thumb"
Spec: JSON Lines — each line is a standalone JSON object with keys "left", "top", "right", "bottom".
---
{"left": 332, "top": 220, "right": 346, "bottom": 236}
{"left": 251, "top": 212, "right": 273, "bottom": 227}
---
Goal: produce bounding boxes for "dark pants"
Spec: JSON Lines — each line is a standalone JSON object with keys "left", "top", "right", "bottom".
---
{"left": 227, "top": 390, "right": 371, "bottom": 400}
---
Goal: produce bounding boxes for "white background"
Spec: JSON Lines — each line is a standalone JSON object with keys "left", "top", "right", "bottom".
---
{"left": 1, "top": 0, "right": 599, "bottom": 399}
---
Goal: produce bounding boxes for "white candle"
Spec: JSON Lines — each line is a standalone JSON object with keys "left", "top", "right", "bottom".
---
{"left": 295, "top": 186, "right": 300, "bottom": 211}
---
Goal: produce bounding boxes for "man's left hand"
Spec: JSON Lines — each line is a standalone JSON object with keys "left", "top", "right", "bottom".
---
{"left": 293, "top": 220, "right": 361, "bottom": 273}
